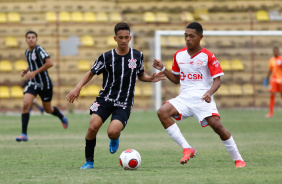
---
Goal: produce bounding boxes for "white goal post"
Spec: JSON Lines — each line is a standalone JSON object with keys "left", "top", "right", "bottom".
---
{"left": 154, "top": 30, "right": 282, "bottom": 110}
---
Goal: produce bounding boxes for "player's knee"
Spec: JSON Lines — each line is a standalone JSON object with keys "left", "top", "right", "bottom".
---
{"left": 157, "top": 107, "right": 168, "bottom": 118}
{"left": 23, "top": 102, "right": 30, "bottom": 111}
{"left": 88, "top": 125, "right": 99, "bottom": 135}
{"left": 108, "top": 130, "right": 120, "bottom": 140}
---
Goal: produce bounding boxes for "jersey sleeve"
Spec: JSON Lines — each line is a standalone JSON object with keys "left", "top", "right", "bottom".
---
{"left": 91, "top": 54, "right": 105, "bottom": 75}
{"left": 137, "top": 52, "right": 145, "bottom": 74}
{"left": 208, "top": 53, "right": 224, "bottom": 78}
{"left": 37, "top": 46, "right": 50, "bottom": 61}
{"left": 172, "top": 52, "right": 180, "bottom": 75}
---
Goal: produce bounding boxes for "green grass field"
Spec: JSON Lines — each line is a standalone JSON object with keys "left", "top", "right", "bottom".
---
{"left": 0, "top": 109, "right": 281, "bottom": 184}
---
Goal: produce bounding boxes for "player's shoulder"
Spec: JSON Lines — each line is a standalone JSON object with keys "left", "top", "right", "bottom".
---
{"left": 201, "top": 47, "right": 214, "bottom": 56}
{"left": 36, "top": 45, "right": 45, "bottom": 52}
{"left": 132, "top": 48, "right": 143, "bottom": 57}
{"left": 175, "top": 47, "right": 187, "bottom": 55}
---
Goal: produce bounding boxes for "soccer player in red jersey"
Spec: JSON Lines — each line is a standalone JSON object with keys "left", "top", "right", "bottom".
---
{"left": 264, "top": 47, "right": 282, "bottom": 118}
{"left": 153, "top": 22, "right": 246, "bottom": 168}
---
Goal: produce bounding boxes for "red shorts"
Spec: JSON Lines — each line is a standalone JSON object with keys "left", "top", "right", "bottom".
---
{"left": 269, "top": 80, "right": 282, "bottom": 92}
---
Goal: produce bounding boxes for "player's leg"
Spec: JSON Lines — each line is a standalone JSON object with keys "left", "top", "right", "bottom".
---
{"left": 107, "top": 120, "right": 123, "bottom": 154}
{"left": 81, "top": 114, "right": 104, "bottom": 169}
{"left": 40, "top": 87, "right": 68, "bottom": 128}
{"left": 16, "top": 93, "right": 36, "bottom": 142}
{"left": 266, "top": 80, "right": 277, "bottom": 117}
{"left": 157, "top": 102, "right": 196, "bottom": 164}
{"left": 108, "top": 107, "right": 130, "bottom": 154}
{"left": 42, "top": 101, "right": 68, "bottom": 129}
{"left": 266, "top": 92, "right": 275, "bottom": 118}
{"left": 81, "top": 99, "right": 112, "bottom": 169}
{"left": 33, "top": 99, "right": 44, "bottom": 114}
{"left": 206, "top": 116, "right": 245, "bottom": 167}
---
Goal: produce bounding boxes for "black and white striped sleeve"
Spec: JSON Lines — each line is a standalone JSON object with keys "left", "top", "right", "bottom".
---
{"left": 91, "top": 53, "right": 105, "bottom": 75}
{"left": 137, "top": 52, "right": 145, "bottom": 74}
{"left": 37, "top": 46, "right": 50, "bottom": 61}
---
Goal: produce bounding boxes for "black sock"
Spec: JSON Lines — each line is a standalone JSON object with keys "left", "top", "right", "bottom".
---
{"left": 52, "top": 106, "right": 64, "bottom": 119}
{"left": 85, "top": 138, "right": 96, "bottom": 162}
{"left": 22, "top": 113, "right": 30, "bottom": 135}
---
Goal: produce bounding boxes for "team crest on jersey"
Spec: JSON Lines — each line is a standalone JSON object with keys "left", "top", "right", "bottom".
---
{"left": 213, "top": 60, "right": 220, "bottom": 67}
{"left": 90, "top": 102, "right": 100, "bottom": 111}
{"left": 196, "top": 60, "right": 203, "bottom": 66}
{"left": 128, "top": 59, "right": 137, "bottom": 69}
{"left": 32, "top": 53, "right": 37, "bottom": 60}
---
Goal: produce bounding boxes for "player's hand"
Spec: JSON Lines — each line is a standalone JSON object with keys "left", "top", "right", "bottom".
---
{"left": 20, "top": 69, "right": 28, "bottom": 77}
{"left": 151, "top": 72, "right": 166, "bottom": 82}
{"left": 201, "top": 91, "right": 212, "bottom": 103}
{"left": 66, "top": 87, "right": 81, "bottom": 103}
{"left": 153, "top": 59, "right": 164, "bottom": 71}
{"left": 263, "top": 78, "right": 269, "bottom": 87}
{"left": 25, "top": 71, "right": 36, "bottom": 80}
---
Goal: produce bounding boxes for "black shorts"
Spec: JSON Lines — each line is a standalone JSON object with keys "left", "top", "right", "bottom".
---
{"left": 89, "top": 98, "right": 131, "bottom": 128}
{"left": 24, "top": 84, "right": 53, "bottom": 102}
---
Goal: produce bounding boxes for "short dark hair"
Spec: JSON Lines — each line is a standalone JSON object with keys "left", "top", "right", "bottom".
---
{"left": 25, "top": 31, "right": 37, "bottom": 38}
{"left": 114, "top": 22, "right": 130, "bottom": 35}
{"left": 186, "top": 22, "right": 203, "bottom": 35}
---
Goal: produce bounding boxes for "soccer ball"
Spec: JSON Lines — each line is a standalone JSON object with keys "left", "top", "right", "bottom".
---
{"left": 119, "top": 149, "right": 141, "bottom": 170}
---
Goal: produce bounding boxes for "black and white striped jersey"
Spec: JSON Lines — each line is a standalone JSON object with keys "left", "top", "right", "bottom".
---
{"left": 91, "top": 48, "right": 145, "bottom": 109}
{"left": 25, "top": 45, "right": 53, "bottom": 90}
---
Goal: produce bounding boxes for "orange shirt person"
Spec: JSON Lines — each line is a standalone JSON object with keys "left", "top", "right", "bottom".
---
{"left": 264, "top": 47, "right": 282, "bottom": 118}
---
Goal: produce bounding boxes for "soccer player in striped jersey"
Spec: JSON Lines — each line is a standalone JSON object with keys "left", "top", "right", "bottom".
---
{"left": 66, "top": 22, "right": 164, "bottom": 169}
{"left": 264, "top": 47, "right": 282, "bottom": 118}
{"left": 16, "top": 31, "right": 69, "bottom": 142}
{"left": 153, "top": 22, "right": 246, "bottom": 168}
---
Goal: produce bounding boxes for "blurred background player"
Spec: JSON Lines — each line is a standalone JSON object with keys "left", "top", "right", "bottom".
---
{"left": 16, "top": 31, "right": 69, "bottom": 142}
{"left": 153, "top": 22, "right": 246, "bottom": 168}
{"left": 263, "top": 47, "right": 282, "bottom": 118}
{"left": 66, "top": 22, "right": 164, "bottom": 169}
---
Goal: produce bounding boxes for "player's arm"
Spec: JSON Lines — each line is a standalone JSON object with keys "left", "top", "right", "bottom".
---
{"left": 201, "top": 76, "right": 221, "bottom": 103}
{"left": 264, "top": 70, "right": 272, "bottom": 86}
{"left": 66, "top": 70, "right": 95, "bottom": 103}
{"left": 138, "top": 72, "right": 165, "bottom": 82}
{"left": 153, "top": 59, "right": 180, "bottom": 84}
{"left": 21, "top": 66, "right": 30, "bottom": 77}
{"left": 25, "top": 58, "right": 53, "bottom": 80}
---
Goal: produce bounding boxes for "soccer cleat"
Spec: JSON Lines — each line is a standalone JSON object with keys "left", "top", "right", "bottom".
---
{"left": 109, "top": 138, "right": 119, "bottom": 154}
{"left": 180, "top": 148, "right": 197, "bottom": 165}
{"left": 235, "top": 160, "right": 246, "bottom": 168}
{"left": 80, "top": 161, "right": 94, "bottom": 169}
{"left": 61, "top": 116, "right": 69, "bottom": 129}
{"left": 265, "top": 113, "right": 273, "bottom": 118}
{"left": 16, "top": 133, "right": 28, "bottom": 142}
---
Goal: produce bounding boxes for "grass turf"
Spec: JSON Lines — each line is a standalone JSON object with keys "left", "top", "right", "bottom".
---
{"left": 0, "top": 109, "right": 281, "bottom": 184}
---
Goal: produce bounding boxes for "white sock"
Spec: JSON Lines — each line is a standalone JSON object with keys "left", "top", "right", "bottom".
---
{"left": 222, "top": 136, "right": 243, "bottom": 161}
{"left": 166, "top": 123, "right": 191, "bottom": 149}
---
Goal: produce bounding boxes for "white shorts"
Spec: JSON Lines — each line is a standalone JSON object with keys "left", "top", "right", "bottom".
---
{"left": 168, "top": 93, "right": 220, "bottom": 127}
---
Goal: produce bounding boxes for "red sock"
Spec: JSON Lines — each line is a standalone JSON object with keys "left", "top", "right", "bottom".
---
{"left": 269, "top": 94, "right": 275, "bottom": 115}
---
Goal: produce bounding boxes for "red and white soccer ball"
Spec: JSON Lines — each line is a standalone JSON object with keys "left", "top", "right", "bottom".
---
{"left": 119, "top": 149, "right": 141, "bottom": 170}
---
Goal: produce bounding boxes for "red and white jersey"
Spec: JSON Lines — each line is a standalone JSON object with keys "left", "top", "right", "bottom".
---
{"left": 172, "top": 47, "right": 224, "bottom": 95}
